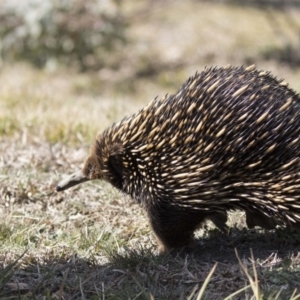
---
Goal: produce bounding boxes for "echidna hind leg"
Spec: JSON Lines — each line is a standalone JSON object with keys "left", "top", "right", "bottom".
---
{"left": 245, "top": 210, "right": 278, "bottom": 229}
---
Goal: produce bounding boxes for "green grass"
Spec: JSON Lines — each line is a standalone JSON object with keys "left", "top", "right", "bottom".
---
{"left": 1, "top": 1, "right": 300, "bottom": 299}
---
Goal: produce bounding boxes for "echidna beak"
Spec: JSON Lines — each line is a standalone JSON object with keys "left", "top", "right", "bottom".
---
{"left": 56, "top": 170, "right": 89, "bottom": 192}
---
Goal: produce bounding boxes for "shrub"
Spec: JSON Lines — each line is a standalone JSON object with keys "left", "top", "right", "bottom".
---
{"left": 0, "top": 0, "right": 127, "bottom": 71}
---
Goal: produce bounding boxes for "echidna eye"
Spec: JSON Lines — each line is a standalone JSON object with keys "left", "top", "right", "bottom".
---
{"left": 87, "top": 164, "right": 93, "bottom": 173}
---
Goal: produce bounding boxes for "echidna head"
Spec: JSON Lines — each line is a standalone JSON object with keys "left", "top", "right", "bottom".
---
{"left": 56, "top": 153, "right": 102, "bottom": 192}
{"left": 82, "top": 154, "right": 103, "bottom": 180}
{"left": 56, "top": 129, "right": 123, "bottom": 192}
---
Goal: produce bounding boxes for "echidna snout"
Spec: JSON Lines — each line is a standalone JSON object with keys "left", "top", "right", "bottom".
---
{"left": 56, "top": 170, "right": 88, "bottom": 192}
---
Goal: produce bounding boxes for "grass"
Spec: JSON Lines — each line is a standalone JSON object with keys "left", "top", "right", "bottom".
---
{"left": 1, "top": 0, "right": 300, "bottom": 299}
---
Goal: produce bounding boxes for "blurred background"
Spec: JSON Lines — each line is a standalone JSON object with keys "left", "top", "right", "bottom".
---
{"left": 1, "top": 0, "right": 300, "bottom": 145}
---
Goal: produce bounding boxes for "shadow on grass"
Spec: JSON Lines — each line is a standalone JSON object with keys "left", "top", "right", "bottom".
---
{"left": 1, "top": 227, "right": 300, "bottom": 299}
{"left": 193, "top": 226, "right": 300, "bottom": 263}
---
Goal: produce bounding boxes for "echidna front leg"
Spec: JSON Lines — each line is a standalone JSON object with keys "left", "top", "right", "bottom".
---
{"left": 147, "top": 207, "right": 206, "bottom": 253}
{"left": 207, "top": 211, "right": 229, "bottom": 233}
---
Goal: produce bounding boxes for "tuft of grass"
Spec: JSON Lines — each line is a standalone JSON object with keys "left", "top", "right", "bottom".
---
{"left": 0, "top": 251, "right": 27, "bottom": 298}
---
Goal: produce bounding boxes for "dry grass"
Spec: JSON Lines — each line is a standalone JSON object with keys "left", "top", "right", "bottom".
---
{"left": 2, "top": 1, "right": 300, "bottom": 299}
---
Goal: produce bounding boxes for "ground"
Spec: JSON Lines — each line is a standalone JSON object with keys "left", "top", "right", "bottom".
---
{"left": 1, "top": 1, "right": 300, "bottom": 299}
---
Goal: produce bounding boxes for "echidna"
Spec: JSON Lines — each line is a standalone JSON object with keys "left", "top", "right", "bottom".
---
{"left": 57, "top": 65, "right": 300, "bottom": 252}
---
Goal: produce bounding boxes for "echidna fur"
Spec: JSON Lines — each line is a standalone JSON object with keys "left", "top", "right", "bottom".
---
{"left": 57, "top": 65, "right": 300, "bottom": 252}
